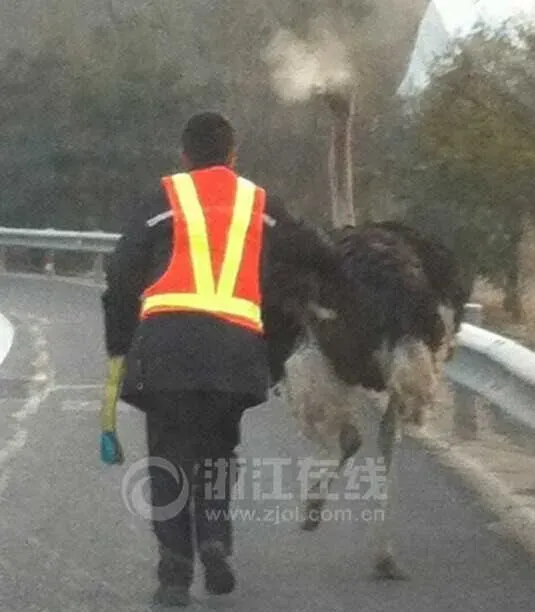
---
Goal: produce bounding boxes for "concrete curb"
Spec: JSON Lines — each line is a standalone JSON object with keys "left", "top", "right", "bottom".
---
{"left": 408, "top": 424, "right": 535, "bottom": 558}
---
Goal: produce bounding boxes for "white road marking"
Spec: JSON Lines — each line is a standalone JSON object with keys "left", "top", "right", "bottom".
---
{"left": 0, "top": 430, "right": 27, "bottom": 467}
{"left": 0, "top": 467, "right": 12, "bottom": 499}
{"left": 0, "top": 317, "right": 54, "bottom": 499}
{"left": 31, "top": 351, "right": 50, "bottom": 370}
{"left": 60, "top": 400, "right": 131, "bottom": 413}
{"left": 32, "top": 372, "right": 49, "bottom": 382}
{"left": 0, "top": 312, "right": 14, "bottom": 367}
{"left": 52, "top": 384, "right": 102, "bottom": 391}
{"left": 35, "top": 336, "right": 48, "bottom": 350}
{"left": 12, "top": 387, "right": 52, "bottom": 421}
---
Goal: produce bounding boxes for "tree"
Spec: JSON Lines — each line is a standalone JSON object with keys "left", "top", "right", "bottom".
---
{"left": 390, "top": 20, "right": 535, "bottom": 320}
{"left": 0, "top": 5, "right": 332, "bottom": 234}
{"left": 0, "top": 0, "right": 428, "bottom": 241}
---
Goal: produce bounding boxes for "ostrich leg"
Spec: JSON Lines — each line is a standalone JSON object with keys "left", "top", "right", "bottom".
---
{"left": 373, "top": 393, "right": 408, "bottom": 580}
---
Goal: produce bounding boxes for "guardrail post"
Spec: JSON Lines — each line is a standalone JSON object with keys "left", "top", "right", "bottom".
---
{"left": 91, "top": 252, "right": 106, "bottom": 281}
{"left": 448, "top": 303, "right": 484, "bottom": 440}
{"left": 44, "top": 250, "right": 55, "bottom": 276}
{"left": 463, "top": 302, "right": 483, "bottom": 326}
{"left": 0, "top": 246, "right": 6, "bottom": 272}
{"left": 452, "top": 385, "right": 479, "bottom": 440}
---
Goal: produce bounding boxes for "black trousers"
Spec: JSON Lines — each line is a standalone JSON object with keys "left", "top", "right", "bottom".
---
{"left": 144, "top": 390, "right": 246, "bottom": 585}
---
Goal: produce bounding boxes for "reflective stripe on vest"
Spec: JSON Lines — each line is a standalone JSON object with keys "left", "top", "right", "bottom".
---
{"left": 140, "top": 173, "right": 262, "bottom": 330}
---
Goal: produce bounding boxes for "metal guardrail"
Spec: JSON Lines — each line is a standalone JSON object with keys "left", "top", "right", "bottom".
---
{"left": 0, "top": 226, "right": 120, "bottom": 252}
{"left": 0, "top": 226, "right": 121, "bottom": 277}
{"left": 446, "top": 323, "right": 535, "bottom": 436}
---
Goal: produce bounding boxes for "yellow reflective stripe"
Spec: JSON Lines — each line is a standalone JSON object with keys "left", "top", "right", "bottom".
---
{"left": 216, "top": 177, "right": 256, "bottom": 297}
{"left": 141, "top": 292, "right": 261, "bottom": 325}
{"left": 171, "top": 173, "right": 215, "bottom": 295}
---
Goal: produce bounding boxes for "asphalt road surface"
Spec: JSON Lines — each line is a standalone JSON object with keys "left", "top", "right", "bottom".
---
{"left": 1, "top": 274, "right": 535, "bottom": 612}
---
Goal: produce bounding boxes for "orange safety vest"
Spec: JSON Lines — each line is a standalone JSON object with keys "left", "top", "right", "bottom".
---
{"left": 139, "top": 166, "right": 266, "bottom": 334}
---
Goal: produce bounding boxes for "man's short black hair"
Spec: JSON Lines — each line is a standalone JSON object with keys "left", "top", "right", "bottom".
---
{"left": 181, "top": 112, "right": 235, "bottom": 168}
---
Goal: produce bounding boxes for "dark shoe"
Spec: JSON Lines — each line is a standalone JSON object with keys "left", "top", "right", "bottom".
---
{"left": 200, "top": 542, "right": 236, "bottom": 595}
{"left": 152, "top": 584, "right": 191, "bottom": 607}
{"left": 157, "top": 545, "right": 194, "bottom": 589}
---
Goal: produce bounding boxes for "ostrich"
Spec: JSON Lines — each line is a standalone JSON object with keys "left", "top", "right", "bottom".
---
{"left": 264, "top": 91, "right": 472, "bottom": 579}
{"left": 266, "top": 219, "right": 471, "bottom": 579}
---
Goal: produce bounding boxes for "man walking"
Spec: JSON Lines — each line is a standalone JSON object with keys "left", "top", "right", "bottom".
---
{"left": 101, "top": 111, "right": 342, "bottom": 607}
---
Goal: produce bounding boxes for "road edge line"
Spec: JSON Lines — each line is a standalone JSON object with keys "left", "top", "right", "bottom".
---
{"left": 408, "top": 425, "right": 535, "bottom": 558}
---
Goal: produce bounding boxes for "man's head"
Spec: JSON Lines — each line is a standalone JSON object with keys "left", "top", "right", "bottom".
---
{"left": 180, "top": 112, "right": 236, "bottom": 170}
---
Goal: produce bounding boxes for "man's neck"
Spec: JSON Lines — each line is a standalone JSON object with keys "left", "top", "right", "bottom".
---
{"left": 189, "top": 163, "right": 232, "bottom": 171}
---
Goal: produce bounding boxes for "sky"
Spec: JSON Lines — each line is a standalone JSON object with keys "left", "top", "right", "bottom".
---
{"left": 435, "top": 0, "right": 535, "bottom": 35}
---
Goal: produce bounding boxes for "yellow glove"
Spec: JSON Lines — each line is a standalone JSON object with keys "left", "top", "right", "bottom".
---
{"left": 99, "top": 355, "right": 126, "bottom": 464}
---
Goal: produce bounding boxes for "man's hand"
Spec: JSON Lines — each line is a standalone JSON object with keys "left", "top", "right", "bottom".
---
{"left": 100, "top": 430, "right": 125, "bottom": 465}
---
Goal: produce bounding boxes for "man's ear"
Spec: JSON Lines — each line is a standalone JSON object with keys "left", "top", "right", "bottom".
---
{"left": 227, "top": 149, "right": 237, "bottom": 169}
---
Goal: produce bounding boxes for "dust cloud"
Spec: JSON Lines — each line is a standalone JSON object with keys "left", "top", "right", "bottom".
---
{"left": 262, "top": 15, "right": 354, "bottom": 103}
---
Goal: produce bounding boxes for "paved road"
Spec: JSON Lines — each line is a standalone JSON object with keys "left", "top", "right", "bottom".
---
{"left": 1, "top": 274, "right": 535, "bottom": 612}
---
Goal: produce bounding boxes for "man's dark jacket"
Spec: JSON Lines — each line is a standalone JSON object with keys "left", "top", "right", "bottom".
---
{"left": 102, "top": 167, "right": 340, "bottom": 410}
